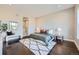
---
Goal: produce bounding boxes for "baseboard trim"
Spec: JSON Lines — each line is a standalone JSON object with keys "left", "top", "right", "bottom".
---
{"left": 74, "top": 40, "right": 79, "bottom": 51}
{"left": 64, "top": 39, "right": 74, "bottom": 42}
{"left": 64, "top": 39, "right": 79, "bottom": 51}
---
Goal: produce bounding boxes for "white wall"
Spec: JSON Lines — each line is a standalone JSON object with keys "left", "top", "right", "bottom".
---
{"left": 74, "top": 5, "right": 79, "bottom": 50}
{"left": 36, "top": 8, "right": 75, "bottom": 40}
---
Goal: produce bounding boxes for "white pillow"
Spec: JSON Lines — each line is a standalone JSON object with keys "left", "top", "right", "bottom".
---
{"left": 47, "top": 29, "right": 53, "bottom": 35}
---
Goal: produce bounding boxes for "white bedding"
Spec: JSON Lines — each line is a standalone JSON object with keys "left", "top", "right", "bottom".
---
{"left": 20, "top": 38, "right": 56, "bottom": 55}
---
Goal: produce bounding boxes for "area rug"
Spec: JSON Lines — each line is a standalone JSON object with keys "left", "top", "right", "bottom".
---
{"left": 20, "top": 38, "right": 56, "bottom": 55}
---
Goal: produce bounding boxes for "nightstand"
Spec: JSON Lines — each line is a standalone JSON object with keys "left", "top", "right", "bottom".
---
{"left": 55, "top": 35, "right": 64, "bottom": 43}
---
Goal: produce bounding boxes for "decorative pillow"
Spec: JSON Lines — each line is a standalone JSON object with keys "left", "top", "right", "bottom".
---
{"left": 40, "top": 29, "right": 48, "bottom": 34}
{"left": 7, "top": 31, "right": 14, "bottom": 36}
{"left": 47, "top": 29, "right": 53, "bottom": 35}
{"left": 40, "top": 29, "right": 45, "bottom": 33}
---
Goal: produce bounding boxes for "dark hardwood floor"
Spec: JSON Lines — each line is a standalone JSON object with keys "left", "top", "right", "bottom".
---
{"left": 50, "top": 41, "right": 79, "bottom": 55}
{"left": 4, "top": 40, "right": 79, "bottom": 55}
{"left": 5, "top": 42, "right": 34, "bottom": 55}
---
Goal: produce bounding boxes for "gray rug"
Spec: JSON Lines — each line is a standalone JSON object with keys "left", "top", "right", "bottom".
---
{"left": 20, "top": 38, "right": 56, "bottom": 55}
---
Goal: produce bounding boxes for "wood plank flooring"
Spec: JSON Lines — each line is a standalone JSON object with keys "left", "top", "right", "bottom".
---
{"left": 4, "top": 40, "right": 79, "bottom": 55}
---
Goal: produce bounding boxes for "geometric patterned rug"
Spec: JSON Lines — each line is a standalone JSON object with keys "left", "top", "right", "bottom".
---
{"left": 20, "top": 38, "right": 56, "bottom": 55}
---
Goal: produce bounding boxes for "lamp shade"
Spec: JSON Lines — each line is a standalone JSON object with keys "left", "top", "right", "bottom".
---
{"left": 36, "top": 27, "right": 40, "bottom": 33}
{"left": 56, "top": 28, "right": 62, "bottom": 32}
{"left": 55, "top": 27, "right": 62, "bottom": 36}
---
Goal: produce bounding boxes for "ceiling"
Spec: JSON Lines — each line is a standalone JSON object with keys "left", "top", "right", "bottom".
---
{"left": 0, "top": 4, "right": 75, "bottom": 18}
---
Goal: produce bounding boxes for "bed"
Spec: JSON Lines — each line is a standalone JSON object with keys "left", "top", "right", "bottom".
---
{"left": 29, "top": 33, "right": 54, "bottom": 45}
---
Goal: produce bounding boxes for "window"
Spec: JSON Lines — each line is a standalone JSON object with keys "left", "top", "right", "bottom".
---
{"left": 9, "top": 21, "right": 18, "bottom": 30}
{"left": 0, "top": 21, "right": 18, "bottom": 32}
